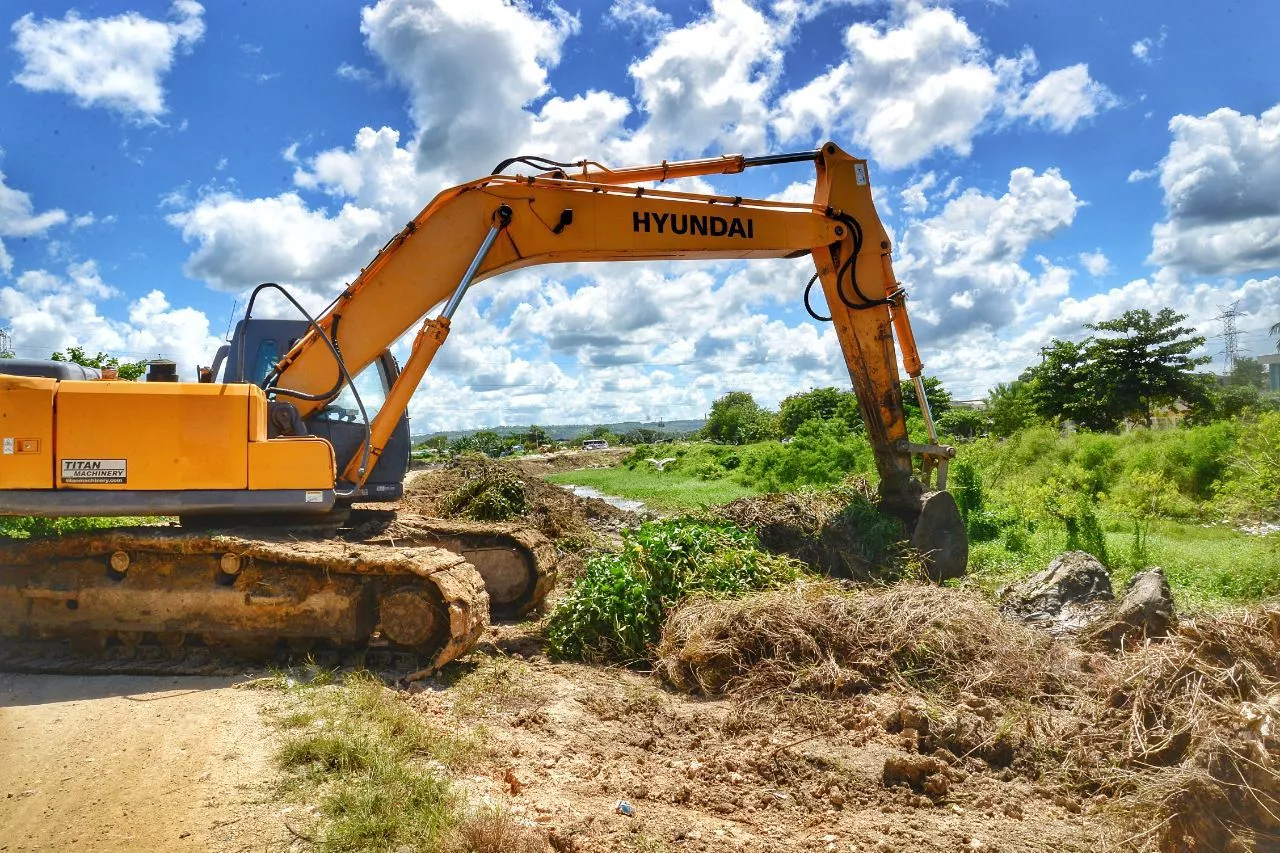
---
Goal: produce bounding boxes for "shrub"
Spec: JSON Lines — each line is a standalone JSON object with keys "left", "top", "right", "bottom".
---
{"left": 1214, "top": 411, "right": 1280, "bottom": 522}
{"left": 545, "top": 518, "right": 802, "bottom": 663}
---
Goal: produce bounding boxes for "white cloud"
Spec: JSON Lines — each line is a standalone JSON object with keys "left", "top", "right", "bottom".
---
{"left": 772, "top": 5, "right": 1115, "bottom": 170}
{"left": 1078, "top": 250, "right": 1112, "bottom": 277}
{"left": 1131, "top": 26, "right": 1167, "bottom": 65}
{"left": 0, "top": 172, "right": 68, "bottom": 275}
{"left": 900, "top": 172, "right": 938, "bottom": 214}
{"left": 607, "top": 0, "right": 671, "bottom": 34}
{"left": 11, "top": 0, "right": 205, "bottom": 122}
{"left": 895, "top": 166, "right": 1082, "bottom": 338}
{"left": 1128, "top": 167, "right": 1157, "bottom": 183}
{"left": 1149, "top": 103, "right": 1280, "bottom": 275}
{"left": 336, "top": 63, "right": 379, "bottom": 86}
{"left": 0, "top": 261, "right": 220, "bottom": 377}
{"left": 627, "top": 0, "right": 785, "bottom": 157}
{"left": 360, "top": 0, "right": 578, "bottom": 179}
{"left": 1004, "top": 63, "right": 1118, "bottom": 132}
{"left": 166, "top": 191, "right": 387, "bottom": 296}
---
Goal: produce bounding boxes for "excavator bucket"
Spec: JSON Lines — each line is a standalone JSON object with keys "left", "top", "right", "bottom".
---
{"left": 910, "top": 491, "right": 968, "bottom": 581}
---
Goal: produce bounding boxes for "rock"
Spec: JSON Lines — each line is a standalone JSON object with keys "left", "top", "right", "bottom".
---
{"left": 504, "top": 767, "right": 525, "bottom": 795}
{"left": 884, "top": 696, "right": 932, "bottom": 734}
{"left": 1001, "top": 551, "right": 1114, "bottom": 635}
{"left": 1085, "top": 567, "right": 1176, "bottom": 650}
{"left": 882, "top": 754, "right": 948, "bottom": 798}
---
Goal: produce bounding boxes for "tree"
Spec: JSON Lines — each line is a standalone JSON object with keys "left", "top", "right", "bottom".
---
{"left": 777, "top": 387, "right": 860, "bottom": 436}
{"left": 936, "top": 406, "right": 987, "bottom": 439}
{"left": 51, "top": 346, "right": 147, "bottom": 381}
{"left": 0, "top": 328, "right": 13, "bottom": 359}
{"left": 1086, "top": 309, "right": 1210, "bottom": 426}
{"left": 984, "top": 380, "right": 1039, "bottom": 437}
{"left": 620, "top": 427, "right": 663, "bottom": 445}
{"left": 900, "top": 375, "right": 952, "bottom": 419}
{"left": 1027, "top": 309, "right": 1210, "bottom": 429}
{"left": 1027, "top": 339, "right": 1097, "bottom": 426}
{"left": 702, "top": 391, "right": 778, "bottom": 445}
{"left": 419, "top": 433, "right": 450, "bottom": 451}
{"left": 1228, "top": 356, "right": 1268, "bottom": 390}
{"left": 525, "top": 424, "right": 550, "bottom": 447}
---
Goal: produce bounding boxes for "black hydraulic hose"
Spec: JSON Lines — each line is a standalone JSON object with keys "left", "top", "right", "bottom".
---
{"left": 803, "top": 273, "right": 831, "bottom": 322}
{"left": 491, "top": 154, "right": 584, "bottom": 176}
{"left": 832, "top": 213, "right": 894, "bottom": 312}
{"left": 236, "top": 282, "right": 371, "bottom": 493}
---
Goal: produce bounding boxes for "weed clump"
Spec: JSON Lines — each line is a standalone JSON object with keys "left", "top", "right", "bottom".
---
{"left": 656, "top": 582, "right": 1065, "bottom": 701}
{"left": 714, "top": 477, "right": 913, "bottom": 580}
{"left": 545, "top": 518, "right": 802, "bottom": 663}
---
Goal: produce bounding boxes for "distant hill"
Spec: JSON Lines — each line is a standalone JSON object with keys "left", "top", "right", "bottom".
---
{"left": 411, "top": 419, "right": 704, "bottom": 444}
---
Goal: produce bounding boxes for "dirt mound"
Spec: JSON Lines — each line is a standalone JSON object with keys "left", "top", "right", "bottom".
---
{"left": 713, "top": 479, "right": 910, "bottom": 580}
{"left": 654, "top": 583, "right": 1280, "bottom": 848}
{"left": 655, "top": 582, "right": 1067, "bottom": 702}
{"left": 405, "top": 455, "right": 638, "bottom": 544}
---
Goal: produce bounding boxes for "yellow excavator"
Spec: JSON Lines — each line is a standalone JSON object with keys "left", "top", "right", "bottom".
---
{"left": 0, "top": 142, "right": 965, "bottom": 675}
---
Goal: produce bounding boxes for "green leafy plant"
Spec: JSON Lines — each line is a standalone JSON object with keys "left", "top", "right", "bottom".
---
{"left": 545, "top": 518, "right": 802, "bottom": 663}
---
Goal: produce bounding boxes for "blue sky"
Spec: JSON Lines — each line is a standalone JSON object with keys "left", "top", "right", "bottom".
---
{"left": 1, "top": 0, "right": 1278, "bottom": 429}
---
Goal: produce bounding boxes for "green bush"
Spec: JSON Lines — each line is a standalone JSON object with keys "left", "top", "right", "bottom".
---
{"left": 1214, "top": 411, "right": 1280, "bottom": 521}
{"left": 545, "top": 518, "right": 802, "bottom": 663}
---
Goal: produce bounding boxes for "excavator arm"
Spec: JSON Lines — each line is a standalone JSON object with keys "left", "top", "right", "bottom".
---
{"left": 265, "top": 143, "right": 954, "bottom": 541}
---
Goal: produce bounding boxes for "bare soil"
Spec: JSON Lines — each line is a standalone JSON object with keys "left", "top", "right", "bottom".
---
{"left": 0, "top": 674, "right": 287, "bottom": 853}
{"left": 416, "top": 624, "right": 1108, "bottom": 853}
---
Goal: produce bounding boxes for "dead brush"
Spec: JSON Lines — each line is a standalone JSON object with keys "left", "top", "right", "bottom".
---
{"left": 655, "top": 581, "right": 1069, "bottom": 702}
{"left": 1067, "top": 606, "right": 1280, "bottom": 852}
{"left": 714, "top": 478, "right": 913, "bottom": 581}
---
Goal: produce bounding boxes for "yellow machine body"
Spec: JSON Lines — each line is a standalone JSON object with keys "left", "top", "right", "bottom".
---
{"left": 0, "top": 376, "right": 335, "bottom": 515}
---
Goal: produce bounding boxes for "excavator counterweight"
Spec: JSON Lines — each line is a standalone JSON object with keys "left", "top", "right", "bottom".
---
{"left": 0, "top": 142, "right": 966, "bottom": 674}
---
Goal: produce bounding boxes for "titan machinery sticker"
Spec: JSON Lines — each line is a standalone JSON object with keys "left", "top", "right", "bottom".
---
{"left": 61, "top": 459, "right": 127, "bottom": 484}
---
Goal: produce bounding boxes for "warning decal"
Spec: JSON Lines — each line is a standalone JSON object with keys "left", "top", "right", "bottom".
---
{"left": 61, "top": 459, "right": 127, "bottom": 484}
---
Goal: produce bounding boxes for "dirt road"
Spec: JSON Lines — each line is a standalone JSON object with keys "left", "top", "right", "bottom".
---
{"left": 0, "top": 674, "right": 286, "bottom": 853}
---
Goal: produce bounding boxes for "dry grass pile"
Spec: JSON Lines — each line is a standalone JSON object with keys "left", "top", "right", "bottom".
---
{"left": 656, "top": 582, "right": 1065, "bottom": 702}
{"left": 1070, "top": 606, "right": 1280, "bottom": 852}
{"left": 714, "top": 478, "right": 911, "bottom": 580}
{"left": 405, "top": 454, "right": 637, "bottom": 543}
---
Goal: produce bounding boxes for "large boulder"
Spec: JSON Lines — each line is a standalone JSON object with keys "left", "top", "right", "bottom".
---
{"left": 1084, "top": 567, "right": 1177, "bottom": 650}
{"left": 1000, "top": 551, "right": 1114, "bottom": 636}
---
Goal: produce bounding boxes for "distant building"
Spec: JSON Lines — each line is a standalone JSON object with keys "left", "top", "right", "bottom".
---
{"left": 1262, "top": 354, "right": 1280, "bottom": 392}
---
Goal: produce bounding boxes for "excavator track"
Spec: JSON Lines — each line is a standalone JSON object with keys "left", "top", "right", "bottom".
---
{"left": 346, "top": 511, "right": 558, "bottom": 618}
{"left": 0, "top": 527, "right": 489, "bottom": 678}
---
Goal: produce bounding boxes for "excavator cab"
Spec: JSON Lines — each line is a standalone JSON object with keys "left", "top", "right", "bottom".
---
{"left": 212, "top": 319, "right": 410, "bottom": 503}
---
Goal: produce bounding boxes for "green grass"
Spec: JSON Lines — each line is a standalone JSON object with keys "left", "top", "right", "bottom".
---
{"left": 966, "top": 515, "right": 1280, "bottom": 611}
{"left": 546, "top": 466, "right": 761, "bottom": 510}
{"left": 264, "top": 670, "right": 478, "bottom": 852}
